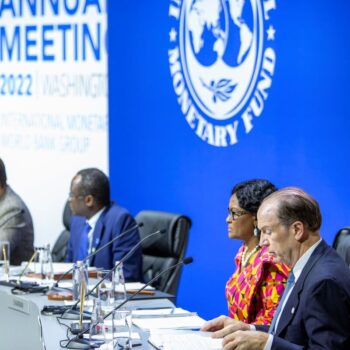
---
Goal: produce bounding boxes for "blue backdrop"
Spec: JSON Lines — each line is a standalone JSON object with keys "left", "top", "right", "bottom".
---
{"left": 108, "top": 0, "right": 350, "bottom": 319}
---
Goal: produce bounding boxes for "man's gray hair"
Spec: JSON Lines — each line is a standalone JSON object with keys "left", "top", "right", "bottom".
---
{"left": 263, "top": 187, "right": 322, "bottom": 231}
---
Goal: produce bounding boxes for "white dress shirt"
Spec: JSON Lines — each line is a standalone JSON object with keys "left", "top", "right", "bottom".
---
{"left": 87, "top": 207, "right": 105, "bottom": 255}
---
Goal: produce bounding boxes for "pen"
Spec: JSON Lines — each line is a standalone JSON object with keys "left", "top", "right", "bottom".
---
{"left": 127, "top": 289, "right": 155, "bottom": 295}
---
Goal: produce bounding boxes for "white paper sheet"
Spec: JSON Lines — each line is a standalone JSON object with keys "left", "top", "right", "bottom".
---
{"left": 149, "top": 331, "right": 223, "bottom": 350}
{"left": 132, "top": 314, "right": 205, "bottom": 330}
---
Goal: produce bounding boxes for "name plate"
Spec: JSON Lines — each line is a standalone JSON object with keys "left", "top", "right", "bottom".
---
{"left": 10, "top": 297, "right": 30, "bottom": 315}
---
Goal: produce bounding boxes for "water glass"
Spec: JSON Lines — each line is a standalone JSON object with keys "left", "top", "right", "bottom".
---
{"left": 40, "top": 244, "right": 53, "bottom": 280}
{"left": 32, "top": 247, "right": 43, "bottom": 274}
{"left": 97, "top": 270, "right": 115, "bottom": 308}
{"left": 106, "top": 309, "right": 132, "bottom": 350}
{"left": 113, "top": 261, "right": 126, "bottom": 305}
{"left": 0, "top": 240, "right": 10, "bottom": 280}
{"left": 89, "top": 298, "right": 105, "bottom": 340}
{"left": 72, "top": 260, "right": 89, "bottom": 301}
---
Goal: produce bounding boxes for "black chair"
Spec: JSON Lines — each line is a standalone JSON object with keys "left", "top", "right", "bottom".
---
{"left": 135, "top": 210, "right": 191, "bottom": 299}
{"left": 52, "top": 202, "right": 72, "bottom": 262}
{"left": 332, "top": 227, "right": 350, "bottom": 266}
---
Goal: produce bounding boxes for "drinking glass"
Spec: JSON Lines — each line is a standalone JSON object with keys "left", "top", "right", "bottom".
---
{"left": 40, "top": 244, "right": 53, "bottom": 280}
{"left": 0, "top": 240, "right": 10, "bottom": 281}
{"left": 89, "top": 298, "right": 105, "bottom": 340}
{"left": 97, "top": 270, "right": 115, "bottom": 310}
{"left": 105, "top": 309, "right": 132, "bottom": 350}
{"left": 113, "top": 261, "right": 126, "bottom": 305}
{"left": 72, "top": 260, "right": 89, "bottom": 301}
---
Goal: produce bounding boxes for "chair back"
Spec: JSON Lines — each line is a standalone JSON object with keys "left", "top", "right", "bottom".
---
{"left": 52, "top": 201, "right": 72, "bottom": 262}
{"left": 135, "top": 210, "right": 191, "bottom": 298}
{"left": 333, "top": 227, "right": 350, "bottom": 266}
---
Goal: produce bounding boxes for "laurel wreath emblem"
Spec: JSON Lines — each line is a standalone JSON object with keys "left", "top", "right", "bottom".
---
{"left": 201, "top": 78, "right": 237, "bottom": 103}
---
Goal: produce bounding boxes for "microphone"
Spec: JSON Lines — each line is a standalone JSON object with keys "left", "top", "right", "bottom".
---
{"left": 0, "top": 250, "right": 50, "bottom": 293}
{"left": 59, "top": 228, "right": 166, "bottom": 320}
{"left": 62, "top": 257, "right": 194, "bottom": 349}
{"left": 0, "top": 250, "right": 38, "bottom": 287}
{"left": 103, "top": 257, "right": 193, "bottom": 318}
{"left": 41, "top": 222, "right": 144, "bottom": 315}
{"left": 18, "top": 250, "right": 39, "bottom": 282}
{"left": 54, "top": 222, "right": 143, "bottom": 287}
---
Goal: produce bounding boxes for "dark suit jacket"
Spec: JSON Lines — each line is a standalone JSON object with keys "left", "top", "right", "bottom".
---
{"left": 0, "top": 185, "right": 34, "bottom": 265}
{"left": 257, "top": 240, "right": 350, "bottom": 350}
{"left": 66, "top": 202, "right": 142, "bottom": 282}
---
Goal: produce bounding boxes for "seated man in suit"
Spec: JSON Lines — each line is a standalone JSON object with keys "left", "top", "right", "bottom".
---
{"left": 0, "top": 158, "right": 34, "bottom": 265}
{"left": 66, "top": 168, "right": 142, "bottom": 282}
{"left": 202, "top": 187, "right": 350, "bottom": 350}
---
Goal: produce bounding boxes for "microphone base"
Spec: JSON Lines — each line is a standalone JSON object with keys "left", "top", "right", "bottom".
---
{"left": 60, "top": 309, "right": 92, "bottom": 320}
{"left": 42, "top": 305, "right": 72, "bottom": 316}
{"left": 60, "top": 338, "right": 104, "bottom": 349}
{"left": 1, "top": 280, "right": 49, "bottom": 294}
{"left": 70, "top": 322, "right": 91, "bottom": 335}
{"left": 0, "top": 280, "right": 18, "bottom": 287}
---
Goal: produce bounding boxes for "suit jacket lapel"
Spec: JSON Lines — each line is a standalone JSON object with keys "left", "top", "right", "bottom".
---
{"left": 276, "top": 240, "right": 329, "bottom": 335}
{"left": 89, "top": 208, "right": 107, "bottom": 265}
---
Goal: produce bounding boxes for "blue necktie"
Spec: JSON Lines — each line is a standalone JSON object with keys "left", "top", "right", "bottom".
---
{"left": 76, "top": 222, "right": 91, "bottom": 261}
{"left": 268, "top": 271, "right": 295, "bottom": 334}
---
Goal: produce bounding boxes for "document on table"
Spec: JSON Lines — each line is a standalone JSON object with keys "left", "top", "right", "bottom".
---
{"left": 132, "top": 307, "right": 189, "bottom": 317}
{"left": 83, "top": 332, "right": 140, "bottom": 340}
{"left": 149, "top": 330, "right": 223, "bottom": 350}
{"left": 18, "top": 262, "right": 76, "bottom": 275}
{"left": 124, "top": 282, "right": 155, "bottom": 291}
{"left": 59, "top": 280, "right": 155, "bottom": 291}
{"left": 132, "top": 311, "right": 206, "bottom": 330}
{"left": 0, "top": 275, "right": 54, "bottom": 286}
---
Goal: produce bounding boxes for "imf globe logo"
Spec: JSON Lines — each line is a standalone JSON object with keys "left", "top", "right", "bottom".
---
{"left": 169, "top": 0, "right": 277, "bottom": 147}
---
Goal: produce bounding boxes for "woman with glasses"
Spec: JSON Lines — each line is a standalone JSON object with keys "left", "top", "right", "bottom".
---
{"left": 225, "top": 179, "right": 289, "bottom": 325}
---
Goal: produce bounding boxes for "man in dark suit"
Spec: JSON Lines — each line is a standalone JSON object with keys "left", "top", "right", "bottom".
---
{"left": 0, "top": 158, "right": 34, "bottom": 265}
{"left": 66, "top": 168, "right": 142, "bottom": 282}
{"left": 202, "top": 187, "right": 350, "bottom": 350}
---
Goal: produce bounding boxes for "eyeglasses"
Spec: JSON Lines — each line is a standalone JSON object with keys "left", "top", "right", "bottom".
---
{"left": 68, "top": 192, "right": 85, "bottom": 200}
{"left": 227, "top": 208, "right": 250, "bottom": 220}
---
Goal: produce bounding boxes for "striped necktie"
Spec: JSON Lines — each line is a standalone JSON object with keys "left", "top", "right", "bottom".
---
{"left": 268, "top": 271, "right": 295, "bottom": 334}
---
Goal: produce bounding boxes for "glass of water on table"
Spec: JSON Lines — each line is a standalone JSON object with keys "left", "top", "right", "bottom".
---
{"left": 0, "top": 240, "right": 10, "bottom": 281}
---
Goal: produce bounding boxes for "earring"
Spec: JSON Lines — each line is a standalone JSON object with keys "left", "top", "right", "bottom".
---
{"left": 254, "top": 226, "right": 260, "bottom": 237}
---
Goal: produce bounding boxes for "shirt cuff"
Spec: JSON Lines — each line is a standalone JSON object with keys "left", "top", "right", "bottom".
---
{"left": 263, "top": 334, "right": 273, "bottom": 350}
{"left": 249, "top": 325, "right": 256, "bottom": 331}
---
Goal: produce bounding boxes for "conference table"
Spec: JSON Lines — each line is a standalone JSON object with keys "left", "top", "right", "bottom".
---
{"left": 0, "top": 284, "right": 178, "bottom": 350}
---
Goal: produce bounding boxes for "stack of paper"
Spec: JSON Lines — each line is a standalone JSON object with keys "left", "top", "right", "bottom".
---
{"left": 132, "top": 308, "right": 205, "bottom": 330}
{"left": 83, "top": 332, "right": 140, "bottom": 340}
{"left": 132, "top": 307, "right": 189, "bottom": 317}
{"left": 124, "top": 282, "right": 155, "bottom": 291}
{"left": 149, "top": 330, "right": 223, "bottom": 350}
{"left": 59, "top": 280, "right": 155, "bottom": 291}
{"left": 19, "top": 262, "right": 76, "bottom": 275}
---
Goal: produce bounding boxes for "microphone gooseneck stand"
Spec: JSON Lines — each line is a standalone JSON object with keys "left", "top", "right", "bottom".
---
{"left": 54, "top": 222, "right": 143, "bottom": 287}
{"left": 60, "top": 228, "right": 166, "bottom": 320}
{"left": 60, "top": 257, "right": 194, "bottom": 349}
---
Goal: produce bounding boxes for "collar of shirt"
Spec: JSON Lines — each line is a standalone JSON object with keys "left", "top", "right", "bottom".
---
{"left": 293, "top": 238, "right": 323, "bottom": 282}
{"left": 87, "top": 207, "right": 106, "bottom": 232}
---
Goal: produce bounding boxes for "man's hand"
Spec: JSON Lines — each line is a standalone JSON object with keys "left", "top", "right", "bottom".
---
{"left": 201, "top": 315, "right": 250, "bottom": 338}
{"left": 222, "top": 330, "right": 268, "bottom": 350}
